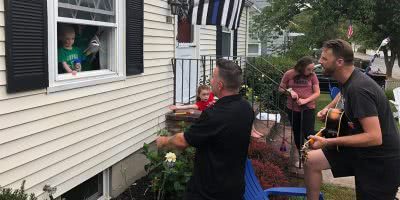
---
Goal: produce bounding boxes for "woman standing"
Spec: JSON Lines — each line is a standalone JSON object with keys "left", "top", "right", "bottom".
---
{"left": 279, "top": 56, "right": 320, "bottom": 153}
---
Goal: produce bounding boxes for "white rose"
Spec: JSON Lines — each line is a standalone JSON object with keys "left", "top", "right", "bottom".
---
{"left": 165, "top": 152, "right": 177, "bottom": 163}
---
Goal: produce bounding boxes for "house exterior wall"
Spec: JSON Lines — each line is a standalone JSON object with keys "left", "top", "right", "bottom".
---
{"left": 0, "top": 0, "right": 173, "bottom": 198}
{"left": 0, "top": 0, "right": 252, "bottom": 198}
{"left": 199, "top": 26, "right": 217, "bottom": 56}
{"left": 238, "top": 7, "right": 248, "bottom": 57}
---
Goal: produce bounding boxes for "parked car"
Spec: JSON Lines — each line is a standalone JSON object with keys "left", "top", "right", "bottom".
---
{"left": 314, "top": 64, "right": 386, "bottom": 93}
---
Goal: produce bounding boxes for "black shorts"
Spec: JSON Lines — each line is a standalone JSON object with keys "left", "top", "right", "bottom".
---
{"left": 323, "top": 147, "right": 400, "bottom": 200}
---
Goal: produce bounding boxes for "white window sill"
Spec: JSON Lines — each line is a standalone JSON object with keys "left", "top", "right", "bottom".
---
{"left": 56, "top": 69, "right": 115, "bottom": 81}
{"left": 48, "top": 70, "right": 125, "bottom": 93}
{"left": 177, "top": 43, "right": 196, "bottom": 48}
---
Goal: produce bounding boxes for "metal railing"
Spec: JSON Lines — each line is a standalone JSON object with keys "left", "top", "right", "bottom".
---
{"left": 171, "top": 55, "right": 301, "bottom": 166}
{"left": 171, "top": 55, "right": 290, "bottom": 127}
{"left": 171, "top": 57, "right": 213, "bottom": 105}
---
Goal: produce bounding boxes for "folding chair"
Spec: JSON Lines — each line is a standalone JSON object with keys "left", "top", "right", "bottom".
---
{"left": 328, "top": 82, "right": 340, "bottom": 100}
{"left": 244, "top": 159, "right": 324, "bottom": 200}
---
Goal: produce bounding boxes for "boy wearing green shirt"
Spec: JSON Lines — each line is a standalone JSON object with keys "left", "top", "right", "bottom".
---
{"left": 58, "top": 25, "right": 85, "bottom": 75}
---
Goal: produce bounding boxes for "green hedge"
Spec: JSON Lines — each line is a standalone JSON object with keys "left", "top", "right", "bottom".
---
{"left": 0, "top": 181, "right": 37, "bottom": 200}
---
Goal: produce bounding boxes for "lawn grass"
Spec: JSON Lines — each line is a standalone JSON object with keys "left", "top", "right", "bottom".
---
{"left": 289, "top": 184, "right": 356, "bottom": 200}
{"left": 315, "top": 93, "right": 331, "bottom": 130}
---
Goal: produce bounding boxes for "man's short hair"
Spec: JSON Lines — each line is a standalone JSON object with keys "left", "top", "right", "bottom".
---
{"left": 323, "top": 39, "right": 354, "bottom": 64}
{"left": 216, "top": 59, "right": 243, "bottom": 92}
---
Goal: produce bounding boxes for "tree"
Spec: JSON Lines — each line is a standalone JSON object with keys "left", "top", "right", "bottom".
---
{"left": 371, "top": 0, "right": 400, "bottom": 78}
{"left": 252, "top": 0, "right": 400, "bottom": 77}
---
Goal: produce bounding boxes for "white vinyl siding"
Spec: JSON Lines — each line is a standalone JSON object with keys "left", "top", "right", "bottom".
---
{"left": 0, "top": 0, "right": 174, "bottom": 199}
{"left": 199, "top": 25, "right": 217, "bottom": 56}
{"left": 238, "top": 7, "right": 248, "bottom": 57}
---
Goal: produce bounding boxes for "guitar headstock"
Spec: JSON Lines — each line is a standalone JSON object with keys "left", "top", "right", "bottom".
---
{"left": 300, "top": 143, "right": 311, "bottom": 162}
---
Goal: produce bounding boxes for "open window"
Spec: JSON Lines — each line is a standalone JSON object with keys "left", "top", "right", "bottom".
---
{"left": 48, "top": 0, "right": 125, "bottom": 92}
{"left": 6, "top": 0, "right": 143, "bottom": 93}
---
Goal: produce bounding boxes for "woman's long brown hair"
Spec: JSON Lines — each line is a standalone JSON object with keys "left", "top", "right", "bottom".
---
{"left": 294, "top": 56, "right": 315, "bottom": 76}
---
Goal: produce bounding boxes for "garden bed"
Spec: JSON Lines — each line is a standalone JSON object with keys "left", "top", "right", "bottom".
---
{"left": 112, "top": 175, "right": 155, "bottom": 200}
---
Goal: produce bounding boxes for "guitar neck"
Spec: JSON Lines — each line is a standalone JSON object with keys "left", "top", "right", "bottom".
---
{"left": 304, "top": 128, "right": 325, "bottom": 146}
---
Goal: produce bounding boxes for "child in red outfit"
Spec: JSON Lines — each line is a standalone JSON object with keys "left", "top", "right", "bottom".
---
{"left": 169, "top": 85, "right": 215, "bottom": 112}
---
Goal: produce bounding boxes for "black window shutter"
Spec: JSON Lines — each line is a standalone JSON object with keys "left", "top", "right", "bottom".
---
{"left": 5, "top": 0, "right": 48, "bottom": 93}
{"left": 216, "top": 26, "right": 222, "bottom": 58}
{"left": 233, "top": 30, "right": 238, "bottom": 58}
{"left": 126, "top": 0, "right": 144, "bottom": 76}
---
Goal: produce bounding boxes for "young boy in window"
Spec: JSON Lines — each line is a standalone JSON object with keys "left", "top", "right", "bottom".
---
{"left": 58, "top": 25, "right": 85, "bottom": 75}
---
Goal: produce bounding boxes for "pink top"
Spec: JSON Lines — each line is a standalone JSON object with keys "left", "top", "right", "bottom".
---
{"left": 279, "top": 69, "right": 319, "bottom": 112}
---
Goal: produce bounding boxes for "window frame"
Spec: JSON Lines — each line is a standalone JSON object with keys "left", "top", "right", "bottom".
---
{"left": 221, "top": 27, "right": 233, "bottom": 57}
{"left": 175, "top": 17, "right": 198, "bottom": 48}
{"left": 47, "top": 0, "right": 126, "bottom": 93}
{"left": 247, "top": 42, "right": 261, "bottom": 56}
{"left": 56, "top": 168, "right": 111, "bottom": 200}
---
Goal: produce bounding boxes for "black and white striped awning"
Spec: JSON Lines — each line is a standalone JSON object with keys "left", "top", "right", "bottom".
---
{"left": 190, "top": 0, "right": 246, "bottom": 30}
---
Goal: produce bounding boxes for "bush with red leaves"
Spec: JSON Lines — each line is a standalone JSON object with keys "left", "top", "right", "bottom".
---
{"left": 251, "top": 159, "right": 289, "bottom": 189}
{"left": 248, "top": 139, "right": 291, "bottom": 200}
{"left": 248, "top": 139, "right": 290, "bottom": 172}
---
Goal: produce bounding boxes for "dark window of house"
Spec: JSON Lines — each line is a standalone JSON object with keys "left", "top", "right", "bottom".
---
{"left": 61, "top": 172, "right": 103, "bottom": 200}
{"left": 221, "top": 31, "right": 231, "bottom": 57}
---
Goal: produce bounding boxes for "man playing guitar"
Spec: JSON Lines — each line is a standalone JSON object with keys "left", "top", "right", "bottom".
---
{"left": 305, "top": 39, "right": 400, "bottom": 200}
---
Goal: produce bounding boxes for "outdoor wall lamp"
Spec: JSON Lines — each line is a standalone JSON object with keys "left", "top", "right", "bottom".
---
{"left": 168, "top": 0, "right": 182, "bottom": 15}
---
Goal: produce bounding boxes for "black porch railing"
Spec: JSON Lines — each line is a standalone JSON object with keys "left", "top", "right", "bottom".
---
{"left": 171, "top": 55, "right": 304, "bottom": 166}
{"left": 171, "top": 56, "right": 290, "bottom": 130}
{"left": 171, "top": 57, "right": 214, "bottom": 105}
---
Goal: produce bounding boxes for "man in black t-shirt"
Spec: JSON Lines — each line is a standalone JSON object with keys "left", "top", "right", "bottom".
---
{"left": 156, "top": 59, "right": 254, "bottom": 200}
{"left": 305, "top": 39, "right": 400, "bottom": 200}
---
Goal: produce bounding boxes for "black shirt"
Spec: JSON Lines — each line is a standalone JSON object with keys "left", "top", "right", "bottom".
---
{"left": 184, "top": 94, "right": 254, "bottom": 200}
{"left": 341, "top": 69, "right": 400, "bottom": 159}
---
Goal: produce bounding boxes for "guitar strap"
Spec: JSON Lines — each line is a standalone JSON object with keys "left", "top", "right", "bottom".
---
{"left": 334, "top": 94, "right": 354, "bottom": 151}
{"left": 336, "top": 109, "right": 345, "bottom": 152}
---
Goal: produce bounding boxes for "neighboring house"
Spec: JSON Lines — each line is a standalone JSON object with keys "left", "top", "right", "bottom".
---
{"left": 248, "top": 0, "right": 304, "bottom": 56}
{"left": 247, "top": 0, "right": 272, "bottom": 56}
{"left": 0, "top": 0, "right": 254, "bottom": 200}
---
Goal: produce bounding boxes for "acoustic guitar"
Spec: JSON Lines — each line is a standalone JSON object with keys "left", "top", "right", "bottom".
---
{"left": 301, "top": 108, "right": 351, "bottom": 161}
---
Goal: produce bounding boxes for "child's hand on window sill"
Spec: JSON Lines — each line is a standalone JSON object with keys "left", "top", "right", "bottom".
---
{"left": 169, "top": 105, "right": 177, "bottom": 110}
{"left": 75, "top": 63, "right": 82, "bottom": 72}
{"left": 71, "top": 70, "right": 78, "bottom": 75}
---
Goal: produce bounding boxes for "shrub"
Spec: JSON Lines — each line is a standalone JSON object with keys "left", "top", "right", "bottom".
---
{"left": 143, "top": 143, "right": 195, "bottom": 200}
{"left": 251, "top": 160, "right": 289, "bottom": 189}
{"left": 385, "top": 89, "right": 394, "bottom": 100}
{"left": 248, "top": 139, "right": 291, "bottom": 200}
{"left": 248, "top": 139, "right": 290, "bottom": 171}
{"left": 0, "top": 181, "right": 37, "bottom": 200}
{"left": 143, "top": 125, "right": 195, "bottom": 200}
{"left": 245, "top": 56, "right": 293, "bottom": 111}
